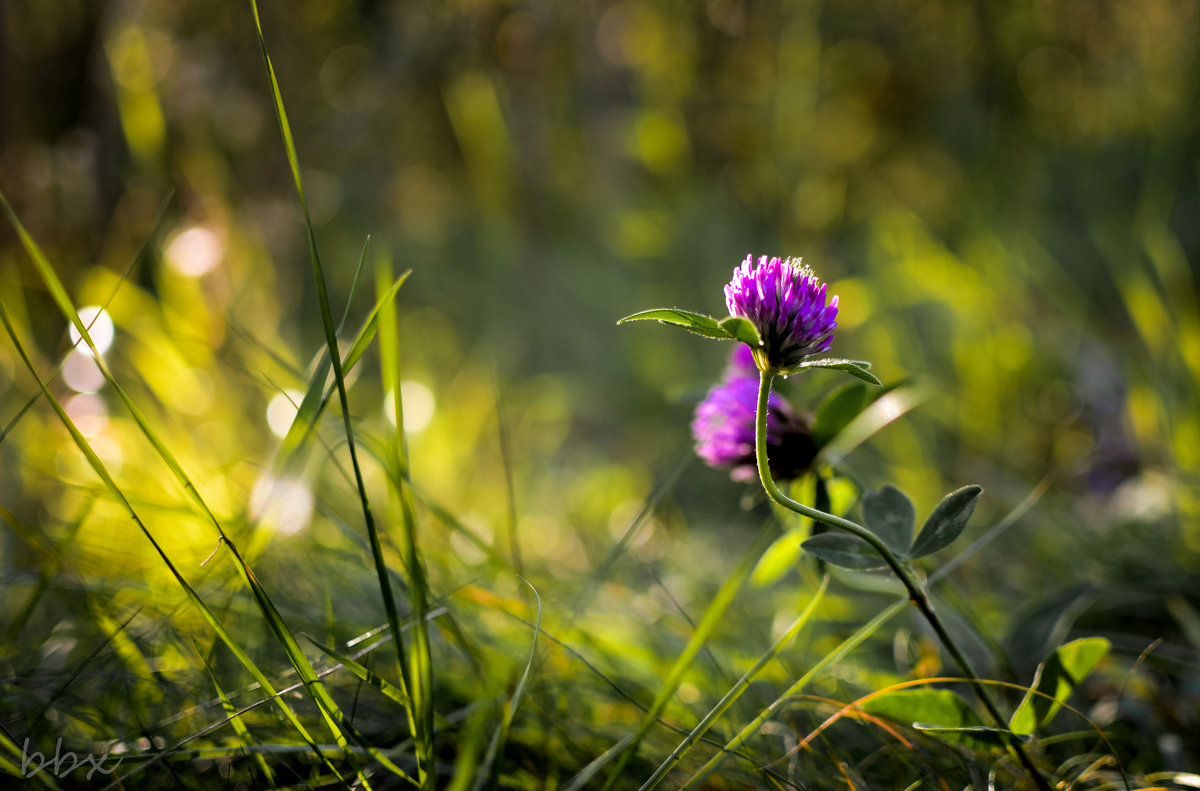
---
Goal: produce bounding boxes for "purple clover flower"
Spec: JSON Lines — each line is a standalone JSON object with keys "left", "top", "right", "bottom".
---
{"left": 724, "top": 254, "right": 838, "bottom": 373}
{"left": 691, "top": 349, "right": 818, "bottom": 482}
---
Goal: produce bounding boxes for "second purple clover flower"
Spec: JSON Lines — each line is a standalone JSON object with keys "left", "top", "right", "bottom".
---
{"left": 725, "top": 254, "right": 839, "bottom": 374}
{"left": 691, "top": 346, "right": 817, "bottom": 482}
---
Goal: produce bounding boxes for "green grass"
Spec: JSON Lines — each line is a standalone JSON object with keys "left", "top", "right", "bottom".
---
{"left": 2, "top": 1, "right": 1198, "bottom": 789}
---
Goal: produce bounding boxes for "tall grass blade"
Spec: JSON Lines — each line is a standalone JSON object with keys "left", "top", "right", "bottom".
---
{"left": 561, "top": 735, "right": 635, "bottom": 791}
{"left": 247, "top": 4, "right": 429, "bottom": 782}
{"left": 307, "top": 638, "right": 413, "bottom": 709}
{"left": 0, "top": 189, "right": 169, "bottom": 449}
{"left": 0, "top": 729, "right": 61, "bottom": 789}
{"left": 376, "top": 249, "right": 436, "bottom": 778}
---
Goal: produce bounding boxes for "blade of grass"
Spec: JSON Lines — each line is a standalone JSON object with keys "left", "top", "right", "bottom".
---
{"left": 561, "top": 735, "right": 636, "bottom": 791}
{"left": 461, "top": 590, "right": 798, "bottom": 787}
{"left": 471, "top": 595, "right": 771, "bottom": 765}
{"left": 376, "top": 248, "right": 435, "bottom": 776}
{"left": 597, "top": 520, "right": 779, "bottom": 791}
{"left": 246, "top": 4, "right": 429, "bottom": 782}
{"left": 639, "top": 574, "right": 830, "bottom": 790}
{"left": 306, "top": 637, "right": 413, "bottom": 710}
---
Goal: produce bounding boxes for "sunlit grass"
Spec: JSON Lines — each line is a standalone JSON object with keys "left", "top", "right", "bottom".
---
{"left": 2, "top": 1, "right": 1198, "bottom": 789}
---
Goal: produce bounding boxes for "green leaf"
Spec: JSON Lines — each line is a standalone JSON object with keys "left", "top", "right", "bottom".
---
{"left": 717, "top": 315, "right": 762, "bottom": 347}
{"left": 861, "top": 485, "right": 915, "bottom": 557}
{"left": 801, "top": 532, "right": 886, "bottom": 570}
{"left": 795, "top": 358, "right": 882, "bottom": 385}
{"left": 863, "top": 689, "right": 1014, "bottom": 751}
{"left": 750, "top": 528, "right": 806, "bottom": 587}
{"left": 1010, "top": 637, "right": 1110, "bottom": 735}
{"left": 616, "top": 308, "right": 731, "bottom": 339}
{"left": 862, "top": 689, "right": 982, "bottom": 729}
{"left": 910, "top": 485, "right": 983, "bottom": 558}
{"left": 813, "top": 383, "right": 867, "bottom": 447}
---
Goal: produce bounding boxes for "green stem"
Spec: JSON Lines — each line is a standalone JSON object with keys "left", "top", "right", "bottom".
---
{"left": 754, "top": 371, "right": 1051, "bottom": 791}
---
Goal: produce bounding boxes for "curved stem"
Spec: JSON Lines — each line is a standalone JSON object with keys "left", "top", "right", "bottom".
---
{"left": 754, "top": 371, "right": 1052, "bottom": 791}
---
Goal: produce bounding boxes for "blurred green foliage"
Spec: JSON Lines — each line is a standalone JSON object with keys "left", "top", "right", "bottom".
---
{"left": 1, "top": 0, "right": 1199, "bottom": 787}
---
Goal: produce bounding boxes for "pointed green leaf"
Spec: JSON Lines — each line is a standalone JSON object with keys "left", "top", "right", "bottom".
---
{"left": 473, "top": 577, "right": 542, "bottom": 791}
{"left": 862, "top": 689, "right": 982, "bottom": 729}
{"left": 862, "top": 485, "right": 915, "bottom": 557}
{"left": 910, "top": 485, "right": 983, "bottom": 558}
{"left": 342, "top": 269, "right": 412, "bottom": 371}
{"left": 801, "top": 532, "right": 886, "bottom": 570}
{"left": 813, "top": 383, "right": 866, "bottom": 447}
{"left": 617, "top": 308, "right": 732, "bottom": 339}
{"left": 750, "top": 528, "right": 806, "bottom": 588}
{"left": 717, "top": 315, "right": 762, "bottom": 347}
{"left": 1010, "top": 637, "right": 1110, "bottom": 735}
{"left": 795, "top": 358, "right": 882, "bottom": 385}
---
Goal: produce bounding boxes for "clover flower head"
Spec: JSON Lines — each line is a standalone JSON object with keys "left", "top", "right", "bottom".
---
{"left": 724, "top": 254, "right": 838, "bottom": 373}
{"left": 691, "top": 350, "right": 818, "bottom": 482}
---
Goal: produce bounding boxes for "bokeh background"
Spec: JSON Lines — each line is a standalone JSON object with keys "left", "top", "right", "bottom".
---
{"left": 2, "top": 0, "right": 1199, "bottom": 785}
